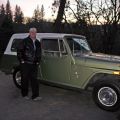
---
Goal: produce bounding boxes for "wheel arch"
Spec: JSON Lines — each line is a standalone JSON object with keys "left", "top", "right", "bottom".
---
{"left": 12, "top": 65, "right": 20, "bottom": 73}
{"left": 12, "top": 65, "right": 21, "bottom": 89}
{"left": 85, "top": 72, "right": 120, "bottom": 90}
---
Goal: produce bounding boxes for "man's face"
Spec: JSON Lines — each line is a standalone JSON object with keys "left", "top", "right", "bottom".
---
{"left": 29, "top": 31, "right": 36, "bottom": 40}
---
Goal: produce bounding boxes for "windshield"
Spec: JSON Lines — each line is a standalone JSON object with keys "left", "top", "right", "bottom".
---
{"left": 66, "top": 36, "right": 91, "bottom": 56}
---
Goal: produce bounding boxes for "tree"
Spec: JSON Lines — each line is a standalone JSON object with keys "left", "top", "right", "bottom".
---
{"left": 32, "top": 5, "right": 41, "bottom": 22}
{"left": 88, "top": 0, "right": 120, "bottom": 53}
{"left": 52, "top": 0, "right": 88, "bottom": 33}
{"left": 53, "top": 0, "right": 67, "bottom": 32}
{"left": 0, "top": 1, "right": 14, "bottom": 57}
{"left": 1, "top": 0, "right": 13, "bottom": 30}
{"left": 0, "top": 4, "right": 5, "bottom": 27}
{"left": 65, "top": 0, "right": 89, "bottom": 35}
{"left": 1, "top": 0, "right": 14, "bottom": 34}
{"left": 14, "top": 5, "right": 24, "bottom": 23}
{"left": 5, "top": 0, "right": 13, "bottom": 22}
{"left": 40, "top": 5, "right": 45, "bottom": 21}
{"left": 0, "top": 4, "right": 5, "bottom": 15}
{"left": 32, "top": 5, "right": 45, "bottom": 22}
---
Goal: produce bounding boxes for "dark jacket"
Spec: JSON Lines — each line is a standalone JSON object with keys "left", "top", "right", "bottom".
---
{"left": 17, "top": 36, "right": 41, "bottom": 64}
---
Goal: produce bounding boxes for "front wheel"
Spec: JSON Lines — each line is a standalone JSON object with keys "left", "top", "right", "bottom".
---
{"left": 92, "top": 80, "right": 120, "bottom": 111}
{"left": 13, "top": 67, "right": 21, "bottom": 89}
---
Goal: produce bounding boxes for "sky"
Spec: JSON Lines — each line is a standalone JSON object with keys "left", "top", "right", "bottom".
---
{"left": 0, "top": 0, "right": 55, "bottom": 19}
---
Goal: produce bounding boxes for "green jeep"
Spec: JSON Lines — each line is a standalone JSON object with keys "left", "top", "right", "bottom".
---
{"left": 0, "top": 33, "right": 120, "bottom": 111}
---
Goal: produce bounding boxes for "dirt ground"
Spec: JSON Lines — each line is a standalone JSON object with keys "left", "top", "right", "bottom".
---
{"left": 0, "top": 71, "right": 120, "bottom": 120}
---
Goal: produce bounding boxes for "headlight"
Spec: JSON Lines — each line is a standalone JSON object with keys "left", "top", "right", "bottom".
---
{"left": 113, "top": 71, "right": 120, "bottom": 75}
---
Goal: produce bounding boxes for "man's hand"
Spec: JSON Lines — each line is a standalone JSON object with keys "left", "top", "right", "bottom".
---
{"left": 36, "top": 62, "right": 39, "bottom": 65}
{"left": 21, "top": 61, "right": 25, "bottom": 64}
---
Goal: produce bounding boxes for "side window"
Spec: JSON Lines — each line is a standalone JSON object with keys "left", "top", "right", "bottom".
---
{"left": 11, "top": 39, "right": 23, "bottom": 52}
{"left": 67, "top": 37, "right": 90, "bottom": 56}
{"left": 67, "top": 38, "right": 81, "bottom": 52}
{"left": 42, "top": 39, "right": 59, "bottom": 51}
{"left": 42, "top": 39, "right": 67, "bottom": 57}
{"left": 42, "top": 39, "right": 60, "bottom": 57}
{"left": 74, "top": 41, "right": 81, "bottom": 51}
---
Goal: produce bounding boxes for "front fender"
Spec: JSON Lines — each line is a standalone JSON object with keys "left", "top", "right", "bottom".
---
{"left": 82, "top": 68, "right": 120, "bottom": 89}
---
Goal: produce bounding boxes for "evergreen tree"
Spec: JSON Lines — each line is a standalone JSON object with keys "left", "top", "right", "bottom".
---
{"left": 0, "top": 4, "right": 5, "bottom": 27}
{"left": 19, "top": 11, "right": 24, "bottom": 23}
{"left": 14, "top": 5, "right": 24, "bottom": 23}
{"left": 1, "top": 0, "right": 13, "bottom": 33}
{"left": 5, "top": 0, "right": 13, "bottom": 23}
{"left": 32, "top": 5, "right": 45, "bottom": 22}
{"left": 33, "top": 5, "right": 41, "bottom": 22}
{"left": 0, "top": 1, "right": 13, "bottom": 57}
{"left": 14, "top": 5, "right": 19, "bottom": 23}
{"left": 40, "top": 5, "right": 45, "bottom": 21}
{"left": 0, "top": 4, "right": 5, "bottom": 15}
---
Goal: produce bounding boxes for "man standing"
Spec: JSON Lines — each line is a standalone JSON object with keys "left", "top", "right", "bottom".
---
{"left": 17, "top": 28, "right": 42, "bottom": 100}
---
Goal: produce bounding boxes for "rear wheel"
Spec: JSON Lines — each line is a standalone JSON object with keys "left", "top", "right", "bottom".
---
{"left": 13, "top": 67, "right": 21, "bottom": 89}
{"left": 92, "top": 80, "right": 120, "bottom": 111}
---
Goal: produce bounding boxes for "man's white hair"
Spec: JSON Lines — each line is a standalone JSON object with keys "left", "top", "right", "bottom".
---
{"left": 29, "top": 28, "right": 37, "bottom": 32}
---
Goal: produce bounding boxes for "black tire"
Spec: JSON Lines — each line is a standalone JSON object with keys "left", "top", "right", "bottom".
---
{"left": 13, "top": 67, "right": 21, "bottom": 89}
{"left": 92, "top": 80, "right": 120, "bottom": 111}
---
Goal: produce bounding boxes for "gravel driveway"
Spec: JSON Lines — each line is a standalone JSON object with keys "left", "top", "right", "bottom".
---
{"left": 0, "top": 71, "right": 120, "bottom": 120}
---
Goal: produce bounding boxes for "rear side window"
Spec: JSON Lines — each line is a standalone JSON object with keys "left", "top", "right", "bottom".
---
{"left": 11, "top": 39, "right": 23, "bottom": 52}
{"left": 42, "top": 38, "right": 67, "bottom": 57}
{"left": 42, "top": 39, "right": 59, "bottom": 51}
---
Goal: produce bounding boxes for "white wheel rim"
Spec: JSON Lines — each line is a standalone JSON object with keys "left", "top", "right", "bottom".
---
{"left": 15, "top": 71, "right": 21, "bottom": 86}
{"left": 98, "top": 87, "right": 117, "bottom": 107}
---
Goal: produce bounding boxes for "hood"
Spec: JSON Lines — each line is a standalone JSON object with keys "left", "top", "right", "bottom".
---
{"left": 84, "top": 52, "right": 120, "bottom": 63}
{"left": 76, "top": 52, "right": 120, "bottom": 71}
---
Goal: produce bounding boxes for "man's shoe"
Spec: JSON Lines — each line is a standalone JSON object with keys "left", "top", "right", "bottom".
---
{"left": 23, "top": 96, "right": 30, "bottom": 100}
{"left": 32, "top": 97, "right": 42, "bottom": 101}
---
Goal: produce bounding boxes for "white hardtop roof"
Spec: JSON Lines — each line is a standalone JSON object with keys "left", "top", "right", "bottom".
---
{"left": 11, "top": 33, "right": 85, "bottom": 39}
{"left": 4, "top": 33, "right": 87, "bottom": 55}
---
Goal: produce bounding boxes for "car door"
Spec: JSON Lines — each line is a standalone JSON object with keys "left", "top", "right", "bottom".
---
{"left": 66, "top": 36, "right": 90, "bottom": 88}
{"left": 40, "top": 38, "right": 71, "bottom": 85}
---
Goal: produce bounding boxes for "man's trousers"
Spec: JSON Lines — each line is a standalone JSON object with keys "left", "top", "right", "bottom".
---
{"left": 20, "top": 63, "right": 39, "bottom": 99}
